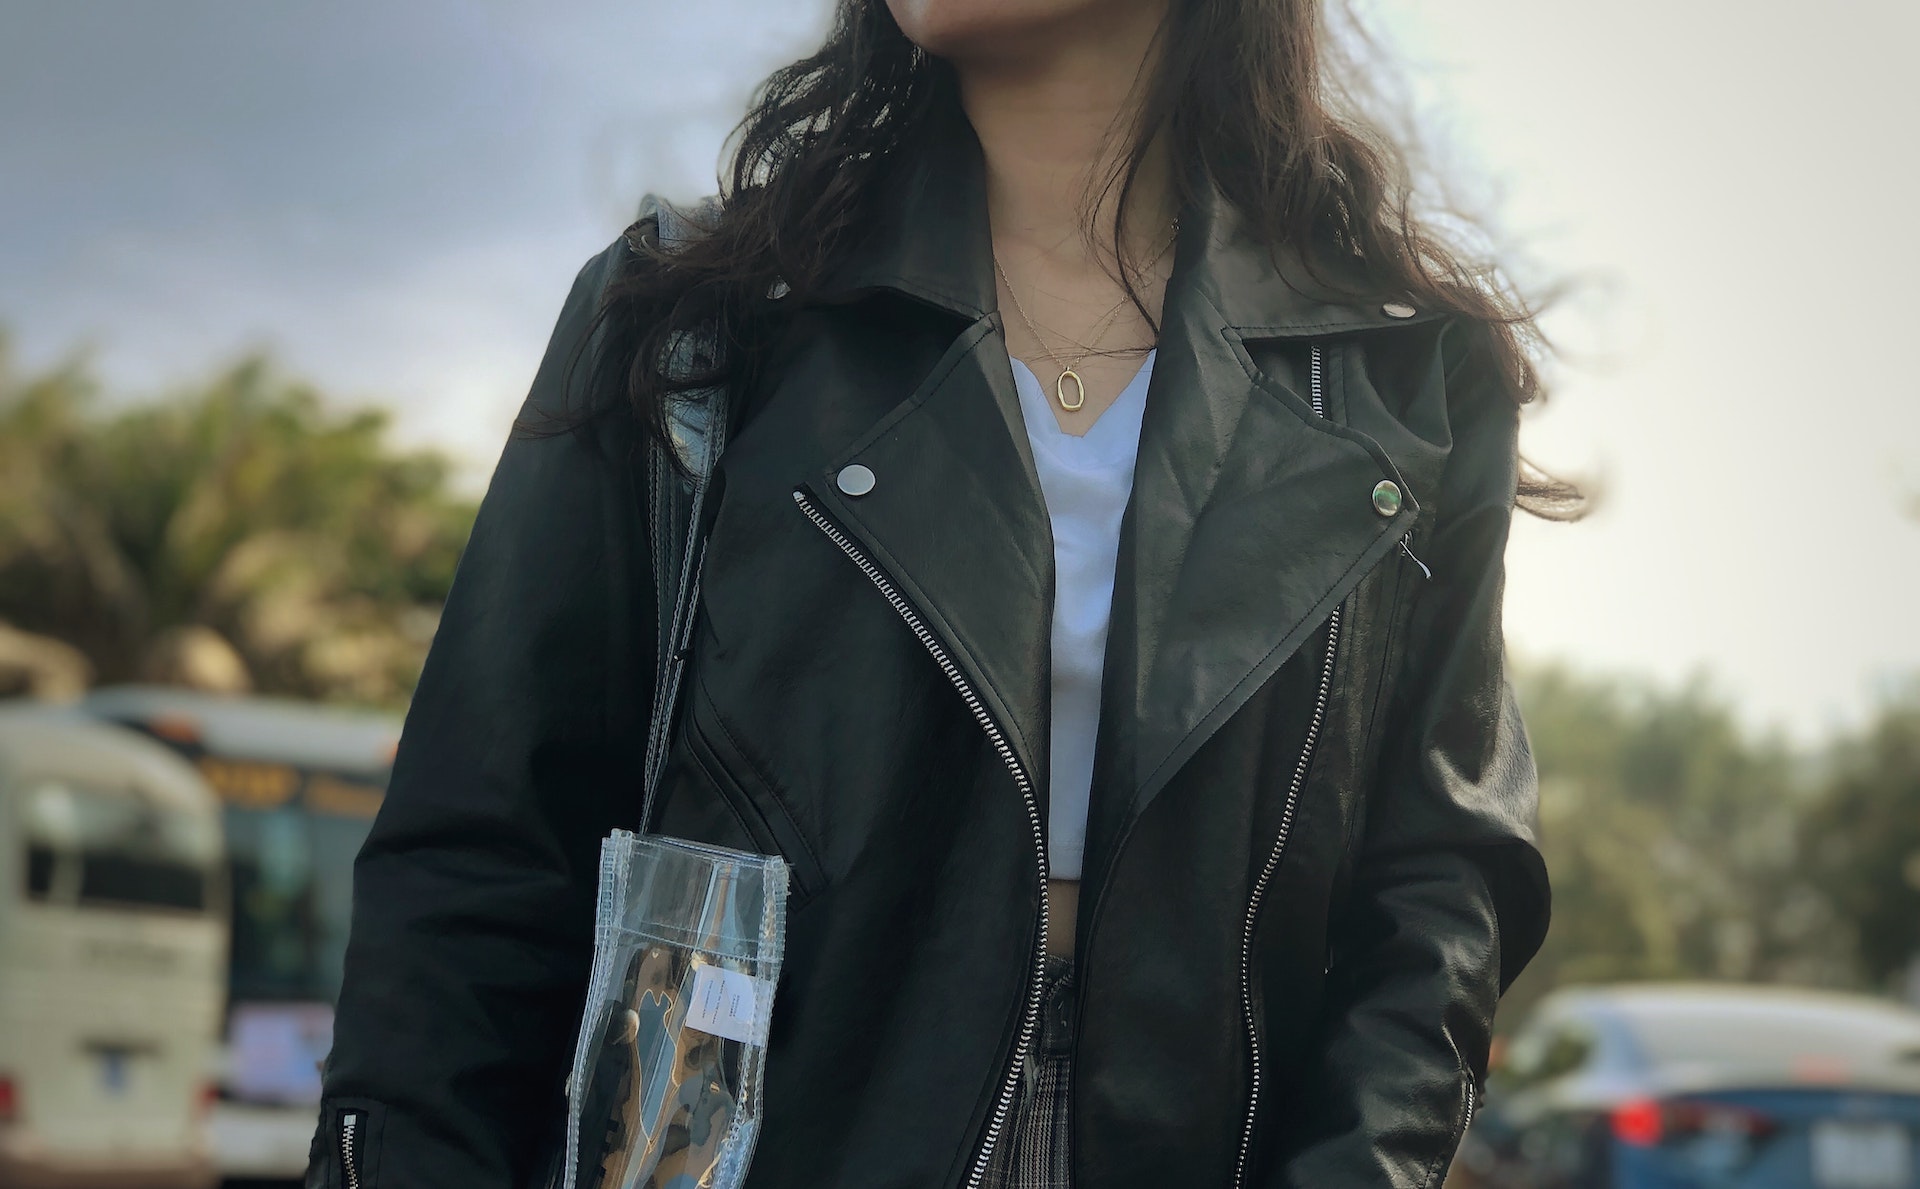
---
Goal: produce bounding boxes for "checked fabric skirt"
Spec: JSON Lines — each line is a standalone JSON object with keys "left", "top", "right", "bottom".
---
{"left": 979, "top": 956, "right": 1077, "bottom": 1189}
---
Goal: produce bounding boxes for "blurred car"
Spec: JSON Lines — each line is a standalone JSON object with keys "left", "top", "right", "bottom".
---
{"left": 0, "top": 704, "right": 228, "bottom": 1189}
{"left": 1461, "top": 982, "right": 1920, "bottom": 1189}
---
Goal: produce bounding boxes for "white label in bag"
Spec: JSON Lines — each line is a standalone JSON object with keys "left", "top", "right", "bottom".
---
{"left": 686, "top": 961, "right": 759, "bottom": 1043}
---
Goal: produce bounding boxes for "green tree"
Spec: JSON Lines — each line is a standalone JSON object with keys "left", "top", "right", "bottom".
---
{"left": 1806, "top": 690, "right": 1920, "bottom": 991}
{"left": 0, "top": 336, "right": 477, "bottom": 707}
{"left": 1504, "top": 665, "right": 1852, "bottom": 1015}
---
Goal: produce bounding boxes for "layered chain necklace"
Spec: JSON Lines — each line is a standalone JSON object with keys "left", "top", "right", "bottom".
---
{"left": 994, "top": 225, "right": 1177, "bottom": 412}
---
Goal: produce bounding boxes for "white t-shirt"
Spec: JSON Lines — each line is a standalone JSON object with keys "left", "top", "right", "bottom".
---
{"left": 1009, "top": 349, "right": 1155, "bottom": 880}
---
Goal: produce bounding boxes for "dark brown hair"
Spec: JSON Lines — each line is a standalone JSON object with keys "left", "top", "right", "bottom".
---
{"left": 596, "top": 0, "right": 1580, "bottom": 517}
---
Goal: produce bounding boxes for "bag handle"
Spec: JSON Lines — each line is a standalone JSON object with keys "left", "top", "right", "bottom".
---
{"left": 633, "top": 194, "right": 730, "bottom": 830}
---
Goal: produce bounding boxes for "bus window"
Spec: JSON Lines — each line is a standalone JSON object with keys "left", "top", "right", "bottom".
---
{"left": 307, "top": 811, "right": 368, "bottom": 997}
{"left": 224, "top": 807, "right": 320, "bottom": 1001}
{"left": 20, "top": 780, "right": 220, "bottom": 913}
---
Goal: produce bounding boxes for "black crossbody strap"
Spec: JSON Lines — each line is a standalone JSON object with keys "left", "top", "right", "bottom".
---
{"left": 634, "top": 194, "right": 729, "bottom": 830}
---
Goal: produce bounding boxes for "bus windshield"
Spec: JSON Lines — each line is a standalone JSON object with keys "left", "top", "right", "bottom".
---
{"left": 22, "top": 779, "right": 221, "bottom": 913}
{"left": 76, "top": 688, "right": 399, "bottom": 1007}
{"left": 222, "top": 786, "right": 377, "bottom": 1003}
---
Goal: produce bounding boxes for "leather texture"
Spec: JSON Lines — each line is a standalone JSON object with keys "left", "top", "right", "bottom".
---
{"left": 312, "top": 107, "right": 1549, "bottom": 1189}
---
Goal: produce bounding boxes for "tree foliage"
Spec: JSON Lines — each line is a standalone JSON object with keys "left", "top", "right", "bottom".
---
{"left": 0, "top": 337, "right": 477, "bottom": 706}
{"left": 1504, "top": 665, "right": 1862, "bottom": 1017}
{"left": 1806, "top": 689, "right": 1920, "bottom": 988}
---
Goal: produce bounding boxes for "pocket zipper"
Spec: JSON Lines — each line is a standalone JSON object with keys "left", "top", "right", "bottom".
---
{"left": 338, "top": 1109, "right": 365, "bottom": 1189}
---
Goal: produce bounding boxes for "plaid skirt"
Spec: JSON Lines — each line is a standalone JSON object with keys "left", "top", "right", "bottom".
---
{"left": 979, "top": 956, "right": 1076, "bottom": 1189}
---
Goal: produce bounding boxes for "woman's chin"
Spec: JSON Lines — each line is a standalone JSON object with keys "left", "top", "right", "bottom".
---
{"left": 887, "top": 0, "right": 1148, "bottom": 60}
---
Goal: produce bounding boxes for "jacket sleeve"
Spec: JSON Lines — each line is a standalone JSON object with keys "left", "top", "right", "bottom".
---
{"left": 1263, "top": 327, "right": 1551, "bottom": 1188}
{"left": 307, "top": 240, "right": 655, "bottom": 1189}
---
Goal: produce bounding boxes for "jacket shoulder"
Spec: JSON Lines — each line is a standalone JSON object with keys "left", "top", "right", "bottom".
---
{"left": 512, "top": 237, "right": 639, "bottom": 426}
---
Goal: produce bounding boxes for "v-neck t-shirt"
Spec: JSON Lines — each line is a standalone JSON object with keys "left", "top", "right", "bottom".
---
{"left": 1008, "top": 349, "right": 1155, "bottom": 881}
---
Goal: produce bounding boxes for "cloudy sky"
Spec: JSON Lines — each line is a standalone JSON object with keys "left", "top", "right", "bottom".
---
{"left": 5, "top": 0, "right": 1917, "bottom": 740}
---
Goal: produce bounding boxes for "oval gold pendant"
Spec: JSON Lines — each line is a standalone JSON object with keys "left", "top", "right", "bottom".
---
{"left": 1055, "top": 368, "right": 1087, "bottom": 411}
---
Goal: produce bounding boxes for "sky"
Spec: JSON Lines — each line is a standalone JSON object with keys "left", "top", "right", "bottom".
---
{"left": 4, "top": 0, "right": 1917, "bottom": 741}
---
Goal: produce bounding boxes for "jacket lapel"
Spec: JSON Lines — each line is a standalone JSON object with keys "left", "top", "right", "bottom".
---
{"left": 1079, "top": 187, "right": 1428, "bottom": 890}
{"left": 796, "top": 100, "right": 1057, "bottom": 786}
{"left": 796, "top": 317, "right": 1055, "bottom": 792}
{"left": 802, "top": 112, "right": 1434, "bottom": 866}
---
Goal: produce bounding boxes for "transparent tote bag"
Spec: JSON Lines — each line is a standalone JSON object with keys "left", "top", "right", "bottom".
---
{"left": 562, "top": 833, "right": 787, "bottom": 1189}
{"left": 560, "top": 197, "right": 789, "bottom": 1189}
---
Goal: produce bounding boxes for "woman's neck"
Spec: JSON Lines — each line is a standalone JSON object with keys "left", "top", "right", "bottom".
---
{"left": 952, "top": 3, "right": 1174, "bottom": 278}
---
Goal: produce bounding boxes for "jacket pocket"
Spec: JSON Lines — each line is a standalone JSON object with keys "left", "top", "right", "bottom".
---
{"left": 680, "top": 676, "right": 827, "bottom": 904}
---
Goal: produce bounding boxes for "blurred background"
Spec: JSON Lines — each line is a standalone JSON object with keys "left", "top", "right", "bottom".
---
{"left": 1, "top": 2, "right": 1916, "bottom": 1187}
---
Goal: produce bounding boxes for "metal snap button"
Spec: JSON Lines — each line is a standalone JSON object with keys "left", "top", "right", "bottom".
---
{"left": 836, "top": 463, "right": 876, "bottom": 497}
{"left": 1371, "top": 479, "right": 1403, "bottom": 517}
{"left": 1381, "top": 301, "right": 1417, "bottom": 319}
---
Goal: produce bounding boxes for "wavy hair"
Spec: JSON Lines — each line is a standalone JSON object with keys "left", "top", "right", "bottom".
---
{"left": 592, "top": 0, "right": 1581, "bottom": 517}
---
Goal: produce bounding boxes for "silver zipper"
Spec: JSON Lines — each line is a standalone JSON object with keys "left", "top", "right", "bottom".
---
{"left": 1231, "top": 345, "right": 1341, "bottom": 1189}
{"left": 339, "top": 1110, "right": 362, "bottom": 1189}
{"left": 1448, "top": 1077, "right": 1477, "bottom": 1180}
{"left": 1399, "top": 538, "right": 1432, "bottom": 580}
{"left": 791, "top": 489, "right": 1049, "bottom": 1189}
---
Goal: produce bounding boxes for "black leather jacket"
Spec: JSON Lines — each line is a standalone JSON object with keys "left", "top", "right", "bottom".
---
{"left": 311, "top": 118, "right": 1549, "bottom": 1189}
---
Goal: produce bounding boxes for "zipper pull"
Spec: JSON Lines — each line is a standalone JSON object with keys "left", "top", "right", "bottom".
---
{"left": 1398, "top": 538, "right": 1433, "bottom": 581}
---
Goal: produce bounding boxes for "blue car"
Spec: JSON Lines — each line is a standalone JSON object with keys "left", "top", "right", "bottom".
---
{"left": 1461, "top": 983, "right": 1920, "bottom": 1188}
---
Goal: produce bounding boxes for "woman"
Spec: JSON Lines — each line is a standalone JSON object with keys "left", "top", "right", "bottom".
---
{"left": 311, "top": 0, "right": 1568, "bottom": 1185}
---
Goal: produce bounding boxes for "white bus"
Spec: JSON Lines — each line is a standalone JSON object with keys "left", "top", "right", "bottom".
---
{"left": 80, "top": 686, "right": 400, "bottom": 1183}
{"left": 0, "top": 704, "right": 227, "bottom": 1189}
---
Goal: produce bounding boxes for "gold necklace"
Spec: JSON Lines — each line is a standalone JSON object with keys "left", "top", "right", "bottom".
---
{"left": 996, "top": 267, "right": 1130, "bottom": 411}
{"left": 994, "top": 226, "right": 1177, "bottom": 412}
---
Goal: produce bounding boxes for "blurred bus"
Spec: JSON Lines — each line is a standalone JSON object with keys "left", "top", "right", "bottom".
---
{"left": 0, "top": 704, "right": 227, "bottom": 1189}
{"left": 78, "top": 686, "right": 400, "bottom": 1184}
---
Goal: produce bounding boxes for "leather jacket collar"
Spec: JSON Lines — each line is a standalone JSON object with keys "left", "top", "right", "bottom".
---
{"left": 814, "top": 98, "right": 1436, "bottom": 339}
{"left": 795, "top": 103, "right": 1436, "bottom": 913}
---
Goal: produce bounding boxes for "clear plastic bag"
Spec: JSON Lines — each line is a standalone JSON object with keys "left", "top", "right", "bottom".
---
{"left": 563, "top": 830, "right": 789, "bottom": 1189}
